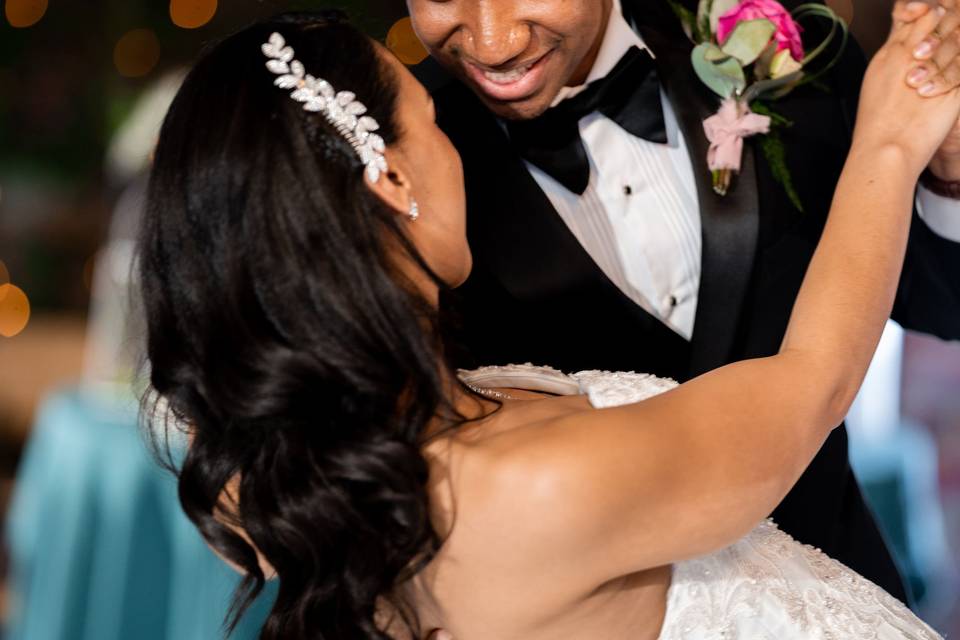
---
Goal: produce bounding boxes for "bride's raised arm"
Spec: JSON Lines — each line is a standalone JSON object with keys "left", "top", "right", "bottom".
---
{"left": 452, "top": 6, "right": 960, "bottom": 588}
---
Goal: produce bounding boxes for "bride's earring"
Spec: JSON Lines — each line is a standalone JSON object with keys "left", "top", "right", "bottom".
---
{"left": 408, "top": 198, "right": 419, "bottom": 222}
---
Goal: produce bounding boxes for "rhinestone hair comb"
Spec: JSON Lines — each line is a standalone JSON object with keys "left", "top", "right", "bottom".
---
{"left": 262, "top": 32, "right": 389, "bottom": 182}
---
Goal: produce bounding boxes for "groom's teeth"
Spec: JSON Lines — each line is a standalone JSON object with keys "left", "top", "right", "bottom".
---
{"left": 482, "top": 65, "right": 531, "bottom": 85}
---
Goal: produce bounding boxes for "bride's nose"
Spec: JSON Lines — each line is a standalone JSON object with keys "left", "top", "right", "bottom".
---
{"left": 459, "top": 0, "right": 532, "bottom": 68}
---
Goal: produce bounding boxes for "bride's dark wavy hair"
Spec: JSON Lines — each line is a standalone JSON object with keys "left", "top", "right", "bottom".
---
{"left": 138, "top": 11, "right": 469, "bottom": 639}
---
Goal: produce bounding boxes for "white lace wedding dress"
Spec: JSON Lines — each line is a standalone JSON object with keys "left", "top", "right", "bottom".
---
{"left": 459, "top": 364, "right": 944, "bottom": 640}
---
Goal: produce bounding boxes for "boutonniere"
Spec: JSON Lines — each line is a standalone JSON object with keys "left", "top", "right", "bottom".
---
{"left": 669, "top": 0, "right": 848, "bottom": 210}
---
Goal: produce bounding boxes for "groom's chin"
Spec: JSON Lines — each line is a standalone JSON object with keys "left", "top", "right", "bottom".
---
{"left": 479, "top": 95, "right": 556, "bottom": 122}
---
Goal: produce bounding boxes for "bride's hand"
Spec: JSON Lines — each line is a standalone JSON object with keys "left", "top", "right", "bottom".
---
{"left": 853, "top": 1, "right": 960, "bottom": 175}
{"left": 903, "top": 0, "right": 960, "bottom": 96}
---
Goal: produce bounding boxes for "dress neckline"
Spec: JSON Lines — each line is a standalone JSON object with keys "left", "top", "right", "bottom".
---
{"left": 458, "top": 364, "right": 582, "bottom": 397}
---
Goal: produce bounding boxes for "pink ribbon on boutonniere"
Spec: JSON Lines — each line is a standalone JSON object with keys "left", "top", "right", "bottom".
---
{"left": 703, "top": 98, "right": 771, "bottom": 172}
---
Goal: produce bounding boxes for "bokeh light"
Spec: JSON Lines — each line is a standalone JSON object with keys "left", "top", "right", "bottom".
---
{"left": 387, "top": 17, "right": 428, "bottom": 66}
{"left": 0, "top": 284, "right": 31, "bottom": 338}
{"left": 0, "top": 260, "right": 9, "bottom": 288}
{"left": 169, "top": 0, "right": 218, "bottom": 29}
{"left": 114, "top": 28, "right": 161, "bottom": 79}
{"left": 4, "top": 0, "right": 47, "bottom": 28}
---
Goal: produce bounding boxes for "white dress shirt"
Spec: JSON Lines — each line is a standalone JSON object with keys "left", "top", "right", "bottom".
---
{"left": 917, "top": 186, "right": 960, "bottom": 240}
{"left": 525, "top": 0, "right": 960, "bottom": 342}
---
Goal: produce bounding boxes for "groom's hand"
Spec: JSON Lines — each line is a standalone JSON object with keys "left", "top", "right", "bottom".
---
{"left": 899, "top": 0, "right": 960, "bottom": 182}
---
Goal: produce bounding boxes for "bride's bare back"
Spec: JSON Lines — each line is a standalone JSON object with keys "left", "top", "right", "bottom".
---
{"left": 410, "top": 378, "right": 670, "bottom": 640}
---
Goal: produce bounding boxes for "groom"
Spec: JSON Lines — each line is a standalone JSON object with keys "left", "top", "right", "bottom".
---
{"left": 409, "top": 0, "right": 960, "bottom": 604}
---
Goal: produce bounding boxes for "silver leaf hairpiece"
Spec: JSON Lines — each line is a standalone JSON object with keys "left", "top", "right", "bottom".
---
{"left": 262, "top": 32, "right": 389, "bottom": 183}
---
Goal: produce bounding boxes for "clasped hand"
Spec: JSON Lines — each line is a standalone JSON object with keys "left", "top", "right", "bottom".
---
{"left": 897, "top": 0, "right": 960, "bottom": 179}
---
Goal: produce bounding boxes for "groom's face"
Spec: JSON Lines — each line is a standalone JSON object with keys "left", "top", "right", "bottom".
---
{"left": 407, "top": 0, "right": 612, "bottom": 120}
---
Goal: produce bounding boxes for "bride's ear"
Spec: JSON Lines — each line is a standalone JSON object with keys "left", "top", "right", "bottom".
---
{"left": 364, "top": 149, "right": 414, "bottom": 219}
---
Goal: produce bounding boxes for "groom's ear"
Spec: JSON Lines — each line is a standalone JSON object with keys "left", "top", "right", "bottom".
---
{"left": 364, "top": 149, "right": 413, "bottom": 218}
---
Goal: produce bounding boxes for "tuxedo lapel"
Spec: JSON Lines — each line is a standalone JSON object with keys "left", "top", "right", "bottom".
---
{"left": 629, "top": 2, "right": 762, "bottom": 377}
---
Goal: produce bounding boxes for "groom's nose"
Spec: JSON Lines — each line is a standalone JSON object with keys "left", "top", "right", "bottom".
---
{"left": 458, "top": 0, "right": 532, "bottom": 68}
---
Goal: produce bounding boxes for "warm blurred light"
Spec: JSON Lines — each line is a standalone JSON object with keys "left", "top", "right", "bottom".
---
{"left": 825, "top": 0, "right": 854, "bottom": 25}
{"left": 0, "top": 284, "right": 31, "bottom": 338}
{"left": 387, "top": 17, "right": 428, "bottom": 66}
{"left": 5, "top": 0, "right": 47, "bottom": 28}
{"left": 114, "top": 28, "right": 161, "bottom": 79}
{"left": 0, "top": 260, "right": 8, "bottom": 287}
{"left": 170, "top": 0, "right": 217, "bottom": 29}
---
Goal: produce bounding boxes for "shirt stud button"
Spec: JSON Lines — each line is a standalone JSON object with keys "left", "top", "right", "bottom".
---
{"left": 623, "top": 185, "right": 633, "bottom": 196}
{"left": 669, "top": 295, "right": 678, "bottom": 307}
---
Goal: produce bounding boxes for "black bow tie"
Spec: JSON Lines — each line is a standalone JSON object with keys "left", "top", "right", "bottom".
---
{"left": 507, "top": 46, "right": 667, "bottom": 195}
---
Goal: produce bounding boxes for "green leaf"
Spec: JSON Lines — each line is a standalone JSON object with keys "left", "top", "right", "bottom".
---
{"left": 750, "top": 104, "right": 804, "bottom": 213}
{"left": 791, "top": 3, "right": 850, "bottom": 89}
{"left": 792, "top": 3, "right": 847, "bottom": 65}
{"left": 751, "top": 101, "right": 794, "bottom": 127}
{"left": 691, "top": 43, "right": 746, "bottom": 98}
{"left": 753, "top": 41, "right": 780, "bottom": 80}
{"left": 709, "top": 0, "right": 740, "bottom": 33}
{"left": 705, "top": 46, "right": 730, "bottom": 62}
{"left": 769, "top": 48, "right": 803, "bottom": 79}
{"left": 666, "top": 0, "right": 699, "bottom": 41}
{"left": 697, "top": 0, "right": 715, "bottom": 43}
{"left": 720, "top": 19, "right": 777, "bottom": 66}
{"left": 742, "top": 70, "right": 804, "bottom": 103}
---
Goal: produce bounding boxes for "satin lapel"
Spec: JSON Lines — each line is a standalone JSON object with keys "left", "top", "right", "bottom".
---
{"left": 634, "top": 11, "right": 762, "bottom": 377}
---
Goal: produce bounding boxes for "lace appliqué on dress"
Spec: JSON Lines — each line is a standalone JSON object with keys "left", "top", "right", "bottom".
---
{"left": 572, "top": 370, "right": 679, "bottom": 409}
{"left": 661, "top": 520, "right": 943, "bottom": 639}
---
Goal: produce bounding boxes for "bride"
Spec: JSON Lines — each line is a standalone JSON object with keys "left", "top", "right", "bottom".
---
{"left": 138, "top": 7, "right": 959, "bottom": 640}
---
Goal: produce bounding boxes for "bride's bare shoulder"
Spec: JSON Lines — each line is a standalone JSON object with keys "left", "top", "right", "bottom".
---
{"left": 422, "top": 391, "right": 608, "bottom": 558}
{"left": 415, "top": 395, "right": 616, "bottom": 621}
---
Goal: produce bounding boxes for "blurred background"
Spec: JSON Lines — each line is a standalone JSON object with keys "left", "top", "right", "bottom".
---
{"left": 0, "top": 0, "right": 957, "bottom": 638}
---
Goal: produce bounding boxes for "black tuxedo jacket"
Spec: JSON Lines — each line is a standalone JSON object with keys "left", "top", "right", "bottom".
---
{"left": 425, "top": 0, "right": 960, "bottom": 603}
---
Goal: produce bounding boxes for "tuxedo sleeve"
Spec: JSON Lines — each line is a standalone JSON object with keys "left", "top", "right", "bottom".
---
{"left": 834, "top": 32, "right": 960, "bottom": 342}
{"left": 893, "top": 211, "right": 960, "bottom": 341}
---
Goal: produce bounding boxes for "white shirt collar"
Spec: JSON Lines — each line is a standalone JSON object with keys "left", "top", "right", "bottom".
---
{"left": 552, "top": 0, "right": 652, "bottom": 106}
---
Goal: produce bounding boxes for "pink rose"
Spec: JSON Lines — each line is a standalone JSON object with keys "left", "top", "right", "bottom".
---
{"left": 717, "top": 0, "right": 804, "bottom": 63}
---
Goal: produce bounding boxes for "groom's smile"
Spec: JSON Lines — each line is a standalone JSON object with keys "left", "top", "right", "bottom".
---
{"left": 407, "top": 0, "right": 613, "bottom": 120}
{"left": 460, "top": 49, "right": 556, "bottom": 104}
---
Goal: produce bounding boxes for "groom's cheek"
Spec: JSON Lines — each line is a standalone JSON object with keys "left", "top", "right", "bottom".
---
{"left": 406, "top": 0, "right": 453, "bottom": 58}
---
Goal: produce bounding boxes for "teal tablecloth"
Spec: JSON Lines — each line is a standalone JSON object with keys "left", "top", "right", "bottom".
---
{"left": 4, "top": 388, "right": 276, "bottom": 640}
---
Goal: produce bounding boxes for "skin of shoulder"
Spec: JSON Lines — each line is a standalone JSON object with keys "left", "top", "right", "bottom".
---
{"left": 416, "top": 393, "right": 669, "bottom": 636}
